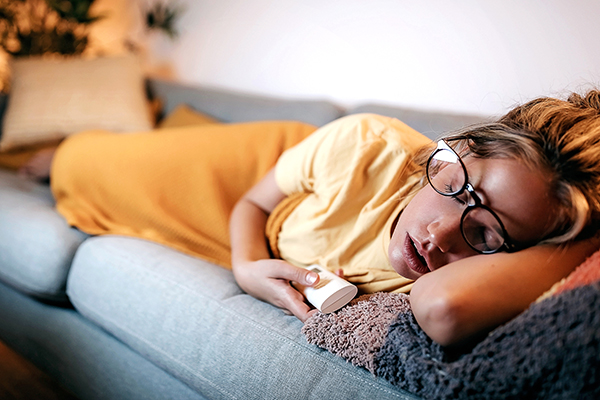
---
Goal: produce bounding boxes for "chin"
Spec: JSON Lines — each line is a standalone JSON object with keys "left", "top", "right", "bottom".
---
{"left": 397, "top": 266, "right": 423, "bottom": 281}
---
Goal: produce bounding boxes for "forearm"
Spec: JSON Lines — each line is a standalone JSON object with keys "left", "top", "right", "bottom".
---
{"left": 411, "top": 238, "right": 600, "bottom": 347}
{"left": 229, "top": 169, "right": 283, "bottom": 266}
{"left": 229, "top": 197, "right": 272, "bottom": 268}
{"left": 228, "top": 169, "right": 319, "bottom": 320}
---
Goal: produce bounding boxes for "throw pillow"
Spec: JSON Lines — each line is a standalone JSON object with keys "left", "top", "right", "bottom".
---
{"left": 156, "top": 104, "right": 221, "bottom": 129}
{"left": 0, "top": 55, "right": 153, "bottom": 151}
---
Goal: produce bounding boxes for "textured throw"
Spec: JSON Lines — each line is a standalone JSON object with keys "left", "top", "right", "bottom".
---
{"left": 51, "top": 121, "right": 316, "bottom": 267}
{"left": 303, "top": 249, "right": 600, "bottom": 399}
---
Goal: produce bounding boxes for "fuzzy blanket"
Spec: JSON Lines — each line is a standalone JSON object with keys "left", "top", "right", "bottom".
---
{"left": 303, "top": 249, "right": 600, "bottom": 399}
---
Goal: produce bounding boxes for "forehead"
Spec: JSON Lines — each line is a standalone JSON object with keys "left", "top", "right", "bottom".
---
{"left": 462, "top": 156, "right": 557, "bottom": 245}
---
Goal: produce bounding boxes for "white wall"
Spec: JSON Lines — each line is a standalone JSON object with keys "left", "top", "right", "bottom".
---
{"left": 150, "top": 0, "right": 600, "bottom": 117}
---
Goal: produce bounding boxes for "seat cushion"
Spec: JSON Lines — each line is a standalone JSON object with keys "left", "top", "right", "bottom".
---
{"left": 67, "top": 236, "right": 419, "bottom": 400}
{"left": 0, "top": 169, "right": 87, "bottom": 301}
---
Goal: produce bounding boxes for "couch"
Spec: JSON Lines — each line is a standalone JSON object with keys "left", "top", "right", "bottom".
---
{"left": 0, "top": 77, "right": 486, "bottom": 400}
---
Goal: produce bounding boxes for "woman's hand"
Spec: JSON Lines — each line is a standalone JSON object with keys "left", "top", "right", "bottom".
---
{"left": 232, "top": 258, "right": 320, "bottom": 321}
{"left": 230, "top": 167, "right": 321, "bottom": 321}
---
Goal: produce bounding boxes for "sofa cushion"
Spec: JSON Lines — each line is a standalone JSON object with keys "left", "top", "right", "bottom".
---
{"left": 67, "top": 236, "right": 418, "bottom": 400}
{"left": 148, "top": 79, "right": 344, "bottom": 127}
{"left": 0, "top": 169, "right": 87, "bottom": 301}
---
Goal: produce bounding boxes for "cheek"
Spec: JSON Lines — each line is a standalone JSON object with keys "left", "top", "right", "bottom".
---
{"left": 392, "top": 188, "right": 432, "bottom": 246}
{"left": 392, "top": 185, "right": 460, "bottom": 249}
{"left": 388, "top": 235, "right": 402, "bottom": 267}
{"left": 399, "top": 187, "right": 440, "bottom": 227}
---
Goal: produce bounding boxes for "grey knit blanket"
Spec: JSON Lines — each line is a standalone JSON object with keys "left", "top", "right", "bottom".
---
{"left": 303, "top": 283, "right": 600, "bottom": 399}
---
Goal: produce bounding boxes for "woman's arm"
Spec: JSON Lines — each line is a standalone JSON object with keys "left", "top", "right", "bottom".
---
{"left": 229, "top": 168, "right": 320, "bottom": 321}
{"left": 410, "top": 236, "right": 600, "bottom": 347}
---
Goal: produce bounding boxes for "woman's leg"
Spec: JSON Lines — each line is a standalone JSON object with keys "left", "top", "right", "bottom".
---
{"left": 18, "top": 147, "right": 57, "bottom": 181}
{"left": 50, "top": 122, "right": 316, "bottom": 267}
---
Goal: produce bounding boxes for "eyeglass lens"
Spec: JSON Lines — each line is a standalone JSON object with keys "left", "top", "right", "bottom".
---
{"left": 427, "top": 147, "right": 506, "bottom": 253}
{"left": 461, "top": 207, "right": 505, "bottom": 253}
{"left": 428, "top": 148, "right": 466, "bottom": 195}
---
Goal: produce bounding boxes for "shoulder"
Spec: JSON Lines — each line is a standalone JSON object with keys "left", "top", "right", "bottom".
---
{"left": 274, "top": 113, "right": 430, "bottom": 194}
{"left": 322, "top": 113, "right": 431, "bottom": 149}
{"left": 309, "top": 113, "right": 429, "bottom": 149}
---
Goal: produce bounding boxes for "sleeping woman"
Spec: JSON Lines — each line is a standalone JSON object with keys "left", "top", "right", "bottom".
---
{"left": 23, "top": 89, "right": 600, "bottom": 347}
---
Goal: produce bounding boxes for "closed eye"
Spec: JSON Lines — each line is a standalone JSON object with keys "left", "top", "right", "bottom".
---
{"left": 443, "top": 183, "right": 455, "bottom": 195}
{"left": 451, "top": 195, "right": 467, "bottom": 206}
{"left": 444, "top": 184, "right": 468, "bottom": 205}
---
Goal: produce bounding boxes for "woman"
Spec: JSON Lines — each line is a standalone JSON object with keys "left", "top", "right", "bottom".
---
{"left": 30, "top": 90, "right": 600, "bottom": 347}
{"left": 229, "top": 91, "right": 600, "bottom": 347}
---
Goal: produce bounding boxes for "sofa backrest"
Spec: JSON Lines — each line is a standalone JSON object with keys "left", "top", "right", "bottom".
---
{"left": 147, "top": 79, "right": 345, "bottom": 127}
{"left": 0, "top": 77, "right": 491, "bottom": 141}
{"left": 347, "top": 104, "right": 491, "bottom": 141}
{"left": 148, "top": 79, "right": 491, "bottom": 139}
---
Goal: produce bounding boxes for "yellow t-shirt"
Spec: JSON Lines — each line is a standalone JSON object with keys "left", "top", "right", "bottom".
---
{"left": 274, "top": 114, "right": 432, "bottom": 294}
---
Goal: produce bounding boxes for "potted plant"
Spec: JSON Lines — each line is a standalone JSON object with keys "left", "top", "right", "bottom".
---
{"left": 0, "top": 0, "right": 102, "bottom": 57}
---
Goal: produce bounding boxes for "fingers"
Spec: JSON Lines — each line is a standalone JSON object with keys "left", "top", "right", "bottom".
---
{"left": 280, "top": 306, "right": 317, "bottom": 322}
{"left": 264, "top": 260, "right": 319, "bottom": 287}
{"left": 296, "top": 308, "right": 318, "bottom": 323}
{"left": 279, "top": 284, "right": 320, "bottom": 322}
{"left": 256, "top": 261, "right": 321, "bottom": 320}
{"left": 233, "top": 259, "right": 322, "bottom": 322}
{"left": 281, "top": 286, "right": 315, "bottom": 322}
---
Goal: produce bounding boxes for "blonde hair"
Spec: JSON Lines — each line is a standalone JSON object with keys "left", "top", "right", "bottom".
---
{"left": 413, "top": 90, "right": 600, "bottom": 244}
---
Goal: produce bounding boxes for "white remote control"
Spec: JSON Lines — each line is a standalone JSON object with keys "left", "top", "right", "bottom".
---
{"left": 293, "top": 264, "right": 358, "bottom": 314}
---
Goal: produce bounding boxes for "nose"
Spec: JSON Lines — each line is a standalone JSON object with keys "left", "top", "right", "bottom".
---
{"left": 426, "top": 213, "right": 463, "bottom": 253}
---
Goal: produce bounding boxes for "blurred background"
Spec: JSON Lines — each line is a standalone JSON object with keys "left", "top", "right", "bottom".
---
{"left": 1, "top": 0, "right": 599, "bottom": 117}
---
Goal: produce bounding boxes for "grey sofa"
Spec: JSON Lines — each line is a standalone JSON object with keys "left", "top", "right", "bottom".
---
{"left": 0, "top": 79, "right": 486, "bottom": 400}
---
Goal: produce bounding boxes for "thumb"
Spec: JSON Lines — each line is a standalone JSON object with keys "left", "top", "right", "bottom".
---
{"left": 303, "top": 269, "right": 320, "bottom": 286}
{"left": 288, "top": 266, "right": 320, "bottom": 287}
{"left": 268, "top": 260, "right": 320, "bottom": 287}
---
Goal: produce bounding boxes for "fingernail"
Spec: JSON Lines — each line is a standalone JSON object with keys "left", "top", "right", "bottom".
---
{"left": 306, "top": 273, "right": 318, "bottom": 284}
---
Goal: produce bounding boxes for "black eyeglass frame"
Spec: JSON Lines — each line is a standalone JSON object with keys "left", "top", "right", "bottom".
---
{"left": 425, "top": 139, "right": 517, "bottom": 254}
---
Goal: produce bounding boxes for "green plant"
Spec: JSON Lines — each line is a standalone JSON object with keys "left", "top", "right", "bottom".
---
{"left": 145, "top": 1, "right": 184, "bottom": 39}
{"left": 0, "top": 0, "right": 102, "bottom": 56}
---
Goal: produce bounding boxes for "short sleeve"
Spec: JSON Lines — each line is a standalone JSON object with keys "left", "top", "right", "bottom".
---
{"left": 274, "top": 113, "right": 427, "bottom": 196}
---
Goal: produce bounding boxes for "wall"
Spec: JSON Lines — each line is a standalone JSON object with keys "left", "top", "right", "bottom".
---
{"left": 150, "top": 0, "right": 600, "bottom": 117}
{"left": 3, "top": 1, "right": 598, "bottom": 116}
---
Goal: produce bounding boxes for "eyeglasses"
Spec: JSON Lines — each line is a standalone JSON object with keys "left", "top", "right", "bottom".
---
{"left": 426, "top": 140, "right": 515, "bottom": 254}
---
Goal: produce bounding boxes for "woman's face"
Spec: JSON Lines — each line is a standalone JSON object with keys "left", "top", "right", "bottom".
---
{"left": 389, "top": 156, "right": 558, "bottom": 280}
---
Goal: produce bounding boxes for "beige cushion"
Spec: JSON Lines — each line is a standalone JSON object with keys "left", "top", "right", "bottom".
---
{"left": 0, "top": 55, "right": 153, "bottom": 151}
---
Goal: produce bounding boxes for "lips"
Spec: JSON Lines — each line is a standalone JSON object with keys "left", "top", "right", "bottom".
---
{"left": 402, "top": 233, "right": 430, "bottom": 275}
